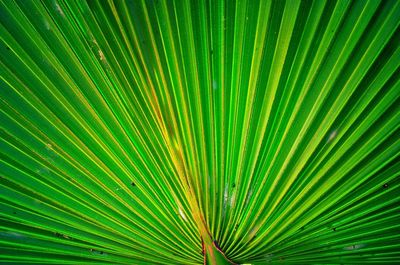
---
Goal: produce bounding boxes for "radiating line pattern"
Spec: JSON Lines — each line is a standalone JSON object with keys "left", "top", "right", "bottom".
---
{"left": 1, "top": 0, "right": 399, "bottom": 264}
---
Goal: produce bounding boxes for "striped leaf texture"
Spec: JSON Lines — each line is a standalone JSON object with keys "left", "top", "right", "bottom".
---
{"left": 1, "top": 0, "right": 399, "bottom": 264}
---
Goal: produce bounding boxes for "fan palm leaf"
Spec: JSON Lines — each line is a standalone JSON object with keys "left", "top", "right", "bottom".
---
{"left": 1, "top": 0, "right": 399, "bottom": 264}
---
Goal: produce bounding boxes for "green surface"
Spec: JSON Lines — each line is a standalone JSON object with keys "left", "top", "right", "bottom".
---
{"left": 0, "top": 0, "right": 399, "bottom": 264}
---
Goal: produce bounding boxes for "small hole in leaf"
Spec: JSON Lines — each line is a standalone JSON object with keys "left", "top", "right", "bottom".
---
{"left": 383, "top": 183, "right": 388, "bottom": 188}
{"left": 213, "top": 240, "right": 221, "bottom": 250}
{"left": 131, "top": 182, "right": 136, "bottom": 187}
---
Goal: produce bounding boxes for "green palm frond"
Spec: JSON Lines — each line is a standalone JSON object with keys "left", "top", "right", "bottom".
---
{"left": 1, "top": 0, "right": 399, "bottom": 264}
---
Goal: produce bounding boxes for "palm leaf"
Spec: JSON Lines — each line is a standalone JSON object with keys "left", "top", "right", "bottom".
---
{"left": 1, "top": 0, "right": 399, "bottom": 264}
